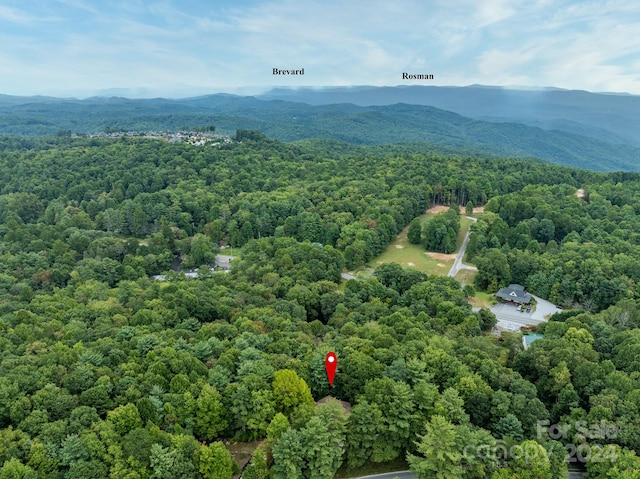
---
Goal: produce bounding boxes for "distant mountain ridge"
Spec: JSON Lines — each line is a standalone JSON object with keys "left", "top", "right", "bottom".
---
{"left": 258, "top": 85, "right": 640, "bottom": 147}
{"left": 0, "top": 87, "right": 639, "bottom": 172}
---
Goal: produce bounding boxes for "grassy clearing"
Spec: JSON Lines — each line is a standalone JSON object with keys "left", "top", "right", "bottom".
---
{"left": 454, "top": 269, "right": 496, "bottom": 308}
{"left": 353, "top": 266, "right": 376, "bottom": 278}
{"left": 334, "top": 457, "right": 409, "bottom": 478}
{"left": 454, "top": 269, "right": 476, "bottom": 286}
{"left": 454, "top": 269, "right": 497, "bottom": 308}
{"left": 360, "top": 210, "right": 476, "bottom": 277}
{"left": 219, "top": 246, "right": 243, "bottom": 257}
{"left": 470, "top": 291, "right": 495, "bottom": 308}
{"left": 367, "top": 240, "right": 454, "bottom": 276}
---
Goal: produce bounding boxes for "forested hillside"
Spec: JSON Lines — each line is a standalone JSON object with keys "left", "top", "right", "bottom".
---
{"left": 2, "top": 93, "right": 640, "bottom": 171}
{"left": 260, "top": 85, "right": 640, "bottom": 147}
{"left": 0, "top": 134, "right": 639, "bottom": 478}
{"left": 467, "top": 181, "right": 640, "bottom": 312}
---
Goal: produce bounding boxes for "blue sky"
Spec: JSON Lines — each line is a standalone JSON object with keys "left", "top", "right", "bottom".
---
{"left": 1, "top": 0, "right": 639, "bottom": 97}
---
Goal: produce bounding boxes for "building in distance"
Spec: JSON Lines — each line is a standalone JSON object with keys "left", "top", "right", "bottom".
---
{"left": 496, "top": 284, "right": 532, "bottom": 305}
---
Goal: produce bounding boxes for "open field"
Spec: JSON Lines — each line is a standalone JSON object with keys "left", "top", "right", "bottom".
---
{"left": 470, "top": 291, "right": 495, "bottom": 308}
{"left": 370, "top": 243, "right": 454, "bottom": 275}
{"left": 428, "top": 204, "right": 484, "bottom": 217}
{"left": 454, "top": 270, "right": 495, "bottom": 308}
{"left": 426, "top": 205, "right": 449, "bottom": 214}
{"left": 454, "top": 268, "right": 476, "bottom": 286}
{"left": 363, "top": 210, "right": 453, "bottom": 275}
{"left": 358, "top": 207, "right": 476, "bottom": 277}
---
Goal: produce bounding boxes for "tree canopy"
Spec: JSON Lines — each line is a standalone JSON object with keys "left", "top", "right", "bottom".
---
{"left": 0, "top": 133, "right": 637, "bottom": 478}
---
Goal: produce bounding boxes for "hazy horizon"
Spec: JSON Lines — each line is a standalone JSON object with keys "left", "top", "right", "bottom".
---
{"left": 1, "top": 1, "right": 639, "bottom": 98}
{"left": 1, "top": 83, "right": 638, "bottom": 101}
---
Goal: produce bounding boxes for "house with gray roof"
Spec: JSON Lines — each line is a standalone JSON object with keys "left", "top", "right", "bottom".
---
{"left": 496, "top": 284, "right": 532, "bottom": 304}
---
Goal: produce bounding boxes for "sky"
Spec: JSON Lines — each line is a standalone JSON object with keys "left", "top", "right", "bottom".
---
{"left": 1, "top": 0, "right": 639, "bottom": 98}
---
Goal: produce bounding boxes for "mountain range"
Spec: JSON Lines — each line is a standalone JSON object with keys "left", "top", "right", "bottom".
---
{"left": 0, "top": 85, "right": 638, "bottom": 172}
{"left": 258, "top": 85, "right": 640, "bottom": 147}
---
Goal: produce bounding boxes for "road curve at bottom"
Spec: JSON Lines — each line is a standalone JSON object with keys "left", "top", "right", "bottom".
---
{"left": 350, "top": 469, "right": 581, "bottom": 479}
{"left": 352, "top": 471, "right": 417, "bottom": 479}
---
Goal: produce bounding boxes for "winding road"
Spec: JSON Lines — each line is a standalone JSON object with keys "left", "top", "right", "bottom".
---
{"left": 350, "top": 468, "right": 582, "bottom": 479}
{"left": 448, "top": 216, "right": 478, "bottom": 278}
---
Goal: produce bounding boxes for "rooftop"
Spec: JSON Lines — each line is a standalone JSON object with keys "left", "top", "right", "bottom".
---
{"left": 496, "top": 284, "right": 532, "bottom": 304}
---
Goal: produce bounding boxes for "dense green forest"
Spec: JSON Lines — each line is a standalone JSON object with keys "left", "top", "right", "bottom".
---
{"left": 0, "top": 133, "right": 639, "bottom": 478}
{"left": 2, "top": 93, "right": 640, "bottom": 171}
{"left": 467, "top": 183, "right": 640, "bottom": 312}
{"left": 422, "top": 206, "right": 461, "bottom": 254}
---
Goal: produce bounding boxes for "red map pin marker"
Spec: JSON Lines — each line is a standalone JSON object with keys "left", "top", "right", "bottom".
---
{"left": 325, "top": 352, "right": 337, "bottom": 387}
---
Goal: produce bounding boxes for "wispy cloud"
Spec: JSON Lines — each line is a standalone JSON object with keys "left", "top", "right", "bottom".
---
{"left": 0, "top": 5, "right": 61, "bottom": 24}
{"left": 0, "top": 0, "right": 639, "bottom": 96}
{"left": 53, "top": 0, "right": 101, "bottom": 14}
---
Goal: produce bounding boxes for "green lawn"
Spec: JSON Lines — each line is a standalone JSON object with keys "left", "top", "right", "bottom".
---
{"left": 472, "top": 291, "right": 495, "bottom": 308}
{"left": 457, "top": 216, "right": 474, "bottom": 250}
{"left": 367, "top": 241, "right": 454, "bottom": 276}
{"left": 358, "top": 210, "right": 474, "bottom": 277}
{"left": 454, "top": 267, "right": 498, "bottom": 308}
{"left": 219, "top": 246, "right": 242, "bottom": 257}
{"left": 454, "top": 268, "right": 476, "bottom": 286}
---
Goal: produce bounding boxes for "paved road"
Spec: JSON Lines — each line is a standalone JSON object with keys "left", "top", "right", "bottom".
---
{"left": 490, "top": 294, "right": 559, "bottom": 331}
{"left": 350, "top": 467, "right": 581, "bottom": 479}
{"left": 448, "top": 216, "right": 478, "bottom": 278}
{"left": 490, "top": 303, "right": 542, "bottom": 331}
{"left": 530, "top": 294, "right": 558, "bottom": 320}
{"left": 353, "top": 472, "right": 416, "bottom": 479}
{"left": 215, "top": 254, "right": 235, "bottom": 270}
{"left": 351, "top": 468, "right": 581, "bottom": 479}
